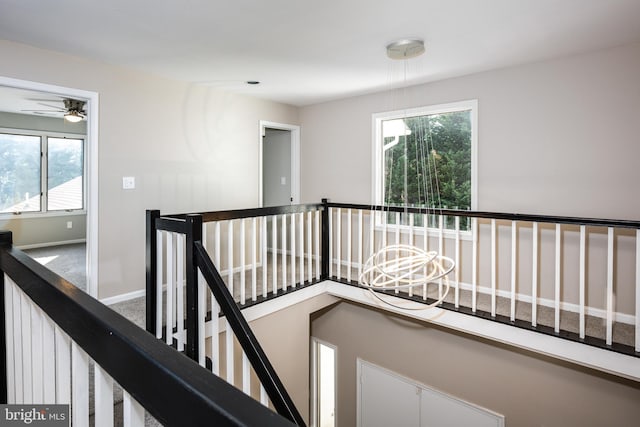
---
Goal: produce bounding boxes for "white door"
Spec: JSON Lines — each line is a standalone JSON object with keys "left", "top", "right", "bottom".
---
{"left": 359, "top": 361, "right": 420, "bottom": 427}
{"left": 358, "top": 360, "right": 504, "bottom": 427}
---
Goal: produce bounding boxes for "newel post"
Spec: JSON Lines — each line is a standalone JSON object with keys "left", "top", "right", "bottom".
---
{"left": 185, "top": 214, "right": 203, "bottom": 361}
{"left": 0, "top": 230, "right": 13, "bottom": 403}
{"left": 145, "top": 210, "right": 160, "bottom": 336}
{"left": 321, "top": 199, "right": 330, "bottom": 280}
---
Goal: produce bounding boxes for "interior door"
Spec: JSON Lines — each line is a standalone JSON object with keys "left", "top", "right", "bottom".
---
{"left": 262, "top": 128, "right": 292, "bottom": 207}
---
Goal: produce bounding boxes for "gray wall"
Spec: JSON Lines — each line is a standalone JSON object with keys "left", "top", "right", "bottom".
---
{"left": 0, "top": 39, "right": 299, "bottom": 298}
{"left": 0, "top": 111, "right": 87, "bottom": 247}
{"left": 311, "top": 301, "right": 640, "bottom": 426}
{"left": 0, "top": 111, "right": 86, "bottom": 134}
{"left": 299, "top": 42, "right": 640, "bottom": 221}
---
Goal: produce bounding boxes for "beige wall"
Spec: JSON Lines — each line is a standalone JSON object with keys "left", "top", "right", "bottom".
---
{"left": 299, "top": 42, "right": 640, "bottom": 221}
{"left": 4, "top": 214, "right": 86, "bottom": 248}
{"left": 0, "top": 39, "right": 299, "bottom": 298}
{"left": 210, "top": 294, "right": 338, "bottom": 425}
{"left": 311, "top": 301, "right": 640, "bottom": 426}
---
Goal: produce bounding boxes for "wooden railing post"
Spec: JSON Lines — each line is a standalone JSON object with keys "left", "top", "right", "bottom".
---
{"left": 145, "top": 210, "right": 160, "bottom": 336}
{"left": 185, "top": 214, "right": 203, "bottom": 360}
{"left": 321, "top": 199, "right": 330, "bottom": 280}
{"left": 0, "top": 230, "right": 12, "bottom": 404}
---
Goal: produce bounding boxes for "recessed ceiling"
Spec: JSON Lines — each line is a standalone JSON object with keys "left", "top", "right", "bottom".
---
{"left": 1, "top": 0, "right": 639, "bottom": 106}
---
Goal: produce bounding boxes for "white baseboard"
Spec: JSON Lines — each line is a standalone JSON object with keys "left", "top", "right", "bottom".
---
{"left": 101, "top": 289, "right": 146, "bottom": 305}
{"left": 330, "top": 258, "right": 636, "bottom": 325}
{"left": 455, "top": 281, "right": 636, "bottom": 325}
{"left": 17, "top": 238, "right": 86, "bottom": 250}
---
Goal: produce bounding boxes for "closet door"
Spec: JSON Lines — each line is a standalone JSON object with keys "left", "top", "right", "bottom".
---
{"left": 358, "top": 361, "right": 420, "bottom": 427}
{"left": 420, "top": 388, "right": 503, "bottom": 427}
{"left": 358, "top": 360, "right": 504, "bottom": 427}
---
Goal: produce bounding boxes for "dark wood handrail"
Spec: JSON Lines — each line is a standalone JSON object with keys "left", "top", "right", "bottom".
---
{"left": 194, "top": 241, "right": 307, "bottom": 427}
{"left": 0, "top": 231, "right": 294, "bottom": 426}
{"left": 323, "top": 200, "right": 640, "bottom": 229}
{"left": 164, "top": 203, "right": 324, "bottom": 223}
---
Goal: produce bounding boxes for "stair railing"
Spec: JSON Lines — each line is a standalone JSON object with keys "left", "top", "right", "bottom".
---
{"left": 0, "top": 230, "right": 295, "bottom": 426}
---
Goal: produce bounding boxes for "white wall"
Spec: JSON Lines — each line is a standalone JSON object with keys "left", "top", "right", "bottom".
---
{"left": 300, "top": 42, "right": 640, "bottom": 221}
{"left": 0, "top": 40, "right": 299, "bottom": 298}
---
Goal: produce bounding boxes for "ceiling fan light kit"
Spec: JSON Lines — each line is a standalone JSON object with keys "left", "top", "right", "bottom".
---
{"left": 64, "top": 110, "right": 84, "bottom": 123}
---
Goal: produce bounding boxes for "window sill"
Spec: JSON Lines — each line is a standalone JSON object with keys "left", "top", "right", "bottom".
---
{"left": 373, "top": 224, "right": 473, "bottom": 241}
{"left": 0, "top": 210, "right": 86, "bottom": 220}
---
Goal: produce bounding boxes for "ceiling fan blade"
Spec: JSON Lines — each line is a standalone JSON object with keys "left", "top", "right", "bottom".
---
{"left": 26, "top": 98, "right": 63, "bottom": 103}
{"left": 37, "top": 102, "right": 65, "bottom": 110}
{"left": 20, "top": 109, "right": 61, "bottom": 113}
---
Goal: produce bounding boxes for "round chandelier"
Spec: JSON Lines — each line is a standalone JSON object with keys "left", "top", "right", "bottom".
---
{"left": 358, "top": 39, "right": 455, "bottom": 309}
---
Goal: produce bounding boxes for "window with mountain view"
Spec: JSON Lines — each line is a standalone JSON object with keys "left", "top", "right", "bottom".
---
{"left": 373, "top": 100, "right": 477, "bottom": 229}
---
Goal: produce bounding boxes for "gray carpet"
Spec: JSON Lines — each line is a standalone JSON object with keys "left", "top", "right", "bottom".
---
{"left": 24, "top": 243, "right": 87, "bottom": 292}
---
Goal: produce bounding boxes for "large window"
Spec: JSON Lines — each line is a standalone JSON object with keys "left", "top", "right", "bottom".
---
{"left": 0, "top": 130, "right": 85, "bottom": 215}
{"left": 373, "top": 100, "right": 477, "bottom": 228}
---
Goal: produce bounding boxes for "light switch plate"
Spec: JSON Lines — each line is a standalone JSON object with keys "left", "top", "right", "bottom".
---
{"left": 122, "top": 176, "right": 135, "bottom": 189}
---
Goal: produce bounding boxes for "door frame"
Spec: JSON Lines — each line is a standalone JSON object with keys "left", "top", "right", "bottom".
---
{"left": 259, "top": 120, "right": 300, "bottom": 207}
{"left": 311, "top": 337, "right": 337, "bottom": 427}
{"left": 0, "top": 76, "right": 99, "bottom": 298}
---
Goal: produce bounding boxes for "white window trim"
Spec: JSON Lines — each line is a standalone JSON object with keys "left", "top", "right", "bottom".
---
{"left": 0, "top": 126, "right": 87, "bottom": 218}
{"left": 371, "top": 99, "right": 478, "bottom": 237}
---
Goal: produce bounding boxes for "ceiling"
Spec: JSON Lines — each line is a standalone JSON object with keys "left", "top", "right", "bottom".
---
{"left": 1, "top": 0, "right": 640, "bottom": 108}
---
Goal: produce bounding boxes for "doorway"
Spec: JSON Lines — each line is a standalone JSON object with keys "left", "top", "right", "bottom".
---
{"left": 259, "top": 121, "right": 300, "bottom": 207}
{"left": 0, "top": 76, "right": 99, "bottom": 298}
{"left": 312, "top": 338, "right": 337, "bottom": 427}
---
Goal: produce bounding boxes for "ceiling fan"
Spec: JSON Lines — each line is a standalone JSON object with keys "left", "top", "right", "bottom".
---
{"left": 21, "top": 98, "right": 86, "bottom": 122}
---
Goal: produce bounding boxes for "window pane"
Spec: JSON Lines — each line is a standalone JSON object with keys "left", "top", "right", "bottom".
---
{"left": 0, "top": 133, "right": 41, "bottom": 213}
{"left": 47, "top": 137, "right": 84, "bottom": 211}
{"left": 382, "top": 110, "right": 471, "bottom": 228}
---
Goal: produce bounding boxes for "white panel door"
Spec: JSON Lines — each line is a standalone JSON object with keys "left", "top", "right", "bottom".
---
{"left": 359, "top": 361, "right": 420, "bottom": 427}
{"left": 358, "top": 360, "right": 504, "bottom": 427}
{"left": 420, "top": 388, "right": 503, "bottom": 427}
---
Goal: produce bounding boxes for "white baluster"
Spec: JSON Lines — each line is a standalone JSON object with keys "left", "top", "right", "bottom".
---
{"left": 455, "top": 216, "right": 461, "bottom": 308}
{"left": 472, "top": 218, "right": 478, "bottom": 312}
{"left": 71, "top": 342, "right": 89, "bottom": 426}
{"left": 579, "top": 225, "right": 586, "bottom": 339}
{"left": 282, "top": 214, "right": 288, "bottom": 291}
{"left": 291, "top": 213, "right": 296, "bottom": 288}
{"left": 166, "top": 232, "right": 174, "bottom": 346}
{"left": 156, "top": 230, "right": 163, "bottom": 339}
{"left": 555, "top": 224, "right": 562, "bottom": 333}
{"left": 606, "top": 227, "right": 614, "bottom": 346}
{"left": 491, "top": 219, "right": 496, "bottom": 317}
{"left": 532, "top": 222, "right": 539, "bottom": 327}
{"left": 272, "top": 215, "right": 278, "bottom": 294}
{"left": 240, "top": 218, "right": 246, "bottom": 304}
{"left": 510, "top": 221, "right": 517, "bottom": 322}
{"left": 336, "top": 208, "right": 342, "bottom": 280}
{"left": 94, "top": 365, "right": 114, "bottom": 427}
{"left": 252, "top": 217, "right": 257, "bottom": 301}
{"left": 123, "top": 391, "right": 145, "bottom": 427}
